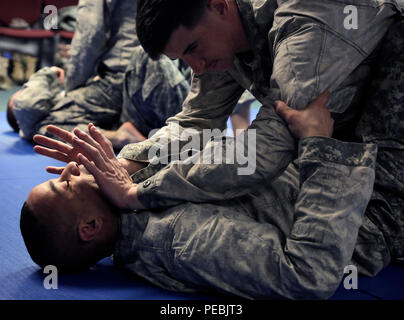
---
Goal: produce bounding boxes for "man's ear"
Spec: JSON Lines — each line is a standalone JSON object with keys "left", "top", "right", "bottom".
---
{"left": 209, "top": 0, "right": 229, "bottom": 16}
{"left": 78, "top": 217, "right": 103, "bottom": 242}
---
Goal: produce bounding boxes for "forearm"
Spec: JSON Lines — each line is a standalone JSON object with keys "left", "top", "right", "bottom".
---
{"left": 118, "top": 74, "right": 243, "bottom": 188}
{"left": 118, "top": 158, "right": 147, "bottom": 175}
{"left": 133, "top": 103, "right": 297, "bottom": 209}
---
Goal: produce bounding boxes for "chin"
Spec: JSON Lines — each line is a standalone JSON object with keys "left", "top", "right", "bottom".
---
{"left": 224, "top": 57, "right": 236, "bottom": 70}
{"left": 212, "top": 60, "right": 232, "bottom": 72}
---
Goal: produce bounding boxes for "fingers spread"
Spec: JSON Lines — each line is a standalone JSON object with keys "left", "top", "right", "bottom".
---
{"left": 33, "top": 134, "right": 72, "bottom": 155}
{"left": 88, "top": 124, "right": 115, "bottom": 159}
{"left": 34, "top": 145, "right": 70, "bottom": 163}
{"left": 46, "top": 166, "right": 65, "bottom": 175}
{"left": 78, "top": 153, "right": 101, "bottom": 180}
{"left": 73, "top": 127, "right": 108, "bottom": 160}
{"left": 73, "top": 136, "right": 108, "bottom": 171}
{"left": 46, "top": 125, "right": 74, "bottom": 144}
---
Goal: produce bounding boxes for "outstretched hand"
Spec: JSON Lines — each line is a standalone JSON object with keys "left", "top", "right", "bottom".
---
{"left": 275, "top": 91, "right": 334, "bottom": 139}
{"left": 72, "top": 124, "right": 144, "bottom": 210}
{"left": 33, "top": 124, "right": 146, "bottom": 175}
{"left": 33, "top": 125, "right": 84, "bottom": 174}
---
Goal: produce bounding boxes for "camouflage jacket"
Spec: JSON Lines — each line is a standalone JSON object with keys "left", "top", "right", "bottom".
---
{"left": 114, "top": 137, "right": 377, "bottom": 299}
{"left": 118, "top": 0, "right": 402, "bottom": 209}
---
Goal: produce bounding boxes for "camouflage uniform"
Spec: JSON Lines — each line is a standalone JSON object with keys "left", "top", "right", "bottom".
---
{"left": 116, "top": 0, "right": 404, "bottom": 285}
{"left": 112, "top": 20, "right": 404, "bottom": 297}
{"left": 119, "top": 46, "right": 191, "bottom": 138}
{"left": 12, "top": 0, "right": 191, "bottom": 141}
{"left": 65, "top": 0, "right": 140, "bottom": 92}
{"left": 13, "top": 0, "right": 140, "bottom": 139}
{"left": 119, "top": 0, "right": 404, "bottom": 208}
{"left": 351, "top": 18, "right": 404, "bottom": 275}
{"left": 12, "top": 67, "right": 65, "bottom": 140}
{"left": 114, "top": 137, "right": 377, "bottom": 299}
{"left": 14, "top": 71, "right": 125, "bottom": 139}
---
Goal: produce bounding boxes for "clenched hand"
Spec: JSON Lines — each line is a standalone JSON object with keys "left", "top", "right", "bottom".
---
{"left": 275, "top": 91, "right": 334, "bottom": 139}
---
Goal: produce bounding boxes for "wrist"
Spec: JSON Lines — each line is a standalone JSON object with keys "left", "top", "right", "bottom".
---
{"left": 118, "top": 158, "right": 147, "bottom": 175}
{"left": 301, "top": 130, "right": 331, "bottom": 139}
{"left": 126, "top": 184, "right": 145, "bottom": 210}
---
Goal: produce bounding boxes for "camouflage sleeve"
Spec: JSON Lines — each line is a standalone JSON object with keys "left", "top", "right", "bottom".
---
{"left": 269, "top": 0, "right": 398, "bottom": 112}
{"left": 169, "top": 137, "right": 377, "bottom": 299}
{"left": 122, "top": 99, "right": 297, "bottom": 209}
{"left": 118, "top": 70, "right": 245, "bottom": 171}
{"left": 65, "top": 0, "right": 107, "bottom": 92}
{"left": 13, "top": 67, "right": 63, "bottom": 140}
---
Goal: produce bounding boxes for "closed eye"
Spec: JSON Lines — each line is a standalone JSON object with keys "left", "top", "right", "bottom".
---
{"left": 183, "top": 41, "right": 199, "bottom": 56}
{"left": 188, "top": 44, "right": 198, "bottom": 54}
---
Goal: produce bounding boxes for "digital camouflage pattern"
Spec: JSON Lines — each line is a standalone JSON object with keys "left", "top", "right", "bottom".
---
{"left": 13, "top": 0, "right": 140, "bottom": 138}
{"left": 65, "top": 0, "right": 140, "bottom": 92}
{"left": 120, "top": 46, "right": 191, "bottom": 137}
{"left": 351, "top": 18, "right": 404, "bottom": 274}
{"left": 114, "top": 137, "right": 377, "bottom": 299}
{"left": 13, "top": 68, "right": 123, "bottom": 140}
{"left": 12, "top": 67, "right": 65, "bottom": 140}
{"left": 12, "top": 54, "right": 192, "bottom": 141}
{"left": 119, "top": 0, "right": 403, "bottom": 208}
{"left": 12, "top": 0, "right": 192, "bottom": 141}
{"left": 115, "top": 0, "right": 404, "bottom": 298}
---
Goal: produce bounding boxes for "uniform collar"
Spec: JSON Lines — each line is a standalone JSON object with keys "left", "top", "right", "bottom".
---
{"left": 113, "top": 211, "right": 149, "bottom": 266}
{"left": 234, "top": 0, "right": 277, "bottom": 92}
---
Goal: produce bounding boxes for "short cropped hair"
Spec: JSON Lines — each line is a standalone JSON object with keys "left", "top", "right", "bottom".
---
{"left": 136, "top": 0, "right": 209, "bottom": 60}
{"left": 20, "top": 202, "right": 93, "bottom": 273}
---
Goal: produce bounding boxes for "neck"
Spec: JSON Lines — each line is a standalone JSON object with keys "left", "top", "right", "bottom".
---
{"left": 100, "top": 207, "right": 120, "bottom": 256}
{"left": 231, "top": 0, "right": 251, "bottom": 53}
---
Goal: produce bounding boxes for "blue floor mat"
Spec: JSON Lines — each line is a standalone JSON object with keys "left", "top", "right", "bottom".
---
{"left": 0, "top": 113, "right": 211, "bottom": 300}
{"left": 0, "top": 111, "right": 403, "bottom": 300}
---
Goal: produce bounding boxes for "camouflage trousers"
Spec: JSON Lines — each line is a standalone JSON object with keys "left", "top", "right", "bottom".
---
{"left": 351, "top": 18, "right": 404, "bottom": 276}
{"left": 12, "top": 50, "right": 191, "bottom": 141}
{"left": 38, "top": 71, "right": 124, "bottom": 136}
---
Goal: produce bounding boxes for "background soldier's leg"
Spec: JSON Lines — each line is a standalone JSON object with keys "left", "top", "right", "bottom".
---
{"left": 36, "top": 75, "right": 123, "bottom": 139}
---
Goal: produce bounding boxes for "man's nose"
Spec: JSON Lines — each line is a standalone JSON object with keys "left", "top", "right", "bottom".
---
{"left": 59, "top": 161, "right": 80, "bottom": 181}
{"left": 185, "top": 56, "right": 206, "bottom": 75}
